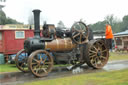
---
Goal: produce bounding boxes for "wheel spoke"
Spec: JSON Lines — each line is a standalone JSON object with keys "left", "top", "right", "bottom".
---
{"left": 40, "top": 54, "right": 43, "bottom": 61}
{"left": 89, "top": 50, "right": 97, "bottom": 53}
{"left": 32, "top": 63, "right": 38, "bottom": 68}
{"left": 92, "top": 46, "right": 98, "bottom": 51}
{"left": 20, "top": 63, "right": 24, "bottom": 67}
{"left": 100, "top": 56, "right": 107, "bottom": 60}
{"left": 89, "top": 54, "right": 97, "bottom": 59}
{"left": 82, "top": 33, "right": 87, "bottom": 39}
{"left": 95, "top": 42, "right": 100, "bottom": 50}
{"left": 35, "top": 68, "right": 39, "bottom": 73}
{"left": 42, "top": 56, "right": 47, "bottom": 63}
{"left": 99, "top": 42, "right": 104, "bottom": 46}
{"left": 33, "top": 66, "right": 37, "bottom": 70}
{"left": 33, "top": 59, "right": 39, "bottom": 63}
{"left": 79, "top": 23, "right": 82, "bottom": 30}
{"left": 94, "top": 58, "right": 98, "bottom": 66}
{"left": 73, "top": 33, "right": 80, "bottom": 38}
{"left": 72, "top": 26, "right": 80, "bottom": 32}
{"left": 89, "top": 52, "right": 95, "bottom": 56}
{"left": 79, "top": 34, "right": 82, "bottom": 43}
{"left": 90, "top": 59, "right": 94, "bottom": 65}
{"left": 92, "top": 58, "right": 97, "bottom": 66}
{"left": 75, "top": 29, "right": 80, "bottom": 32}
{"left": 101, "top": 49, "right": 107, "bottom": 53}
{"left": 41, "top": 68, "right": 48, "bottom": 73}
{"left": 44, "top": 62, "right": 52, "bottom": 65}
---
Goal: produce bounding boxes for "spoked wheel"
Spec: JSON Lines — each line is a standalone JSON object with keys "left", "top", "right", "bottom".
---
{"left": 71, "top": 21, "right": 88, "bottom": 44}
{"left": 84, "top": 39, "right": 109, "bottom": 69}
{"left": 28, "top": 50, "right": 53, "bottom": 77}
{"left": 15, "top": 49, "right": 29, "bottom": 72}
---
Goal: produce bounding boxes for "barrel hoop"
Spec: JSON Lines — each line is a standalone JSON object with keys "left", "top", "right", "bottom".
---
{"left": 45, "top": 42, "right": 47, "bottom": 49}
{"left": 56, "top": 39, "right": 59, "bottom": 49}
{"left": 64, "top": 38, "right": 67, "bottom": 49}
{"left": 70, "top": 40, "right": 73, "bottom": 48}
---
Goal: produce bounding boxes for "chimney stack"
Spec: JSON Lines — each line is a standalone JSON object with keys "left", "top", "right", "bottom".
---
{"left": 32, "top": 9, "right": 41, "bottom": 38}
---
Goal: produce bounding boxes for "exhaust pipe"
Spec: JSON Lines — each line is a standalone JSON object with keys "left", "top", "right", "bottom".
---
{"left": 32, "top": 9, "right": 41, "bottom": 38}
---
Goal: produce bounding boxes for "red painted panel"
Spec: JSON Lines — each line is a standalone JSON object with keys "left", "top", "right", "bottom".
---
{"left": 0, "top": 40, "right": 2, "bottom": 52}
{"left": 3, "top": 30, "right": 34, "bottom": 54}
{"left": 25, "top": 30, "right": 34, "bottom": 39}
{"left": 0, "top": 29, "right": 44, "bottom": 55}
{"left": 0, "top": 31, "right": 3, "bottom": 52}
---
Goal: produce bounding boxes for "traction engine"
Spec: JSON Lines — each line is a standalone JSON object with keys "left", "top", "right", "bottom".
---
{"left": 15, "top": 9, "right": 109, "bottom": 77}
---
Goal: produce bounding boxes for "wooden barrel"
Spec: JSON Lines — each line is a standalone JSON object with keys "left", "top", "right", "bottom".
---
{"left": 45, "top": 38, "right": 76, "bottom": 51}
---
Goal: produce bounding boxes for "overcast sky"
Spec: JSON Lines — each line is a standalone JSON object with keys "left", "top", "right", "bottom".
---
{"left": 3, "top": 0, "right": 128, "bottom": 27}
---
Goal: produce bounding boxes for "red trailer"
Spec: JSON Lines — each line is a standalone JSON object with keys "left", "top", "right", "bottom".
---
{"left": 0, "top": 29, "right": 34, "bottom": 62}
{"left": 0, "top": 24, "right": 55, "bottom": 62}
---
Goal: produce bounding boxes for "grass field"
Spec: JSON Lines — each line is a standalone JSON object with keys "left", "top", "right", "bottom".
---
{"left": 22, "top": 68, "right": 128, "bottom": 85}
{"left": 0, "top": 64, "right": 19, "bottom": 73}
{"left": 109, "top": 52, "right": 128, "bottom": 61}
{"left": 0, "top": 52, "right": 128, "bottom": 73}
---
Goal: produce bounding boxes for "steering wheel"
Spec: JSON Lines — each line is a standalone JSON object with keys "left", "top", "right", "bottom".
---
{"left": 71, "top": 21, "right": 88, "bottom": 44}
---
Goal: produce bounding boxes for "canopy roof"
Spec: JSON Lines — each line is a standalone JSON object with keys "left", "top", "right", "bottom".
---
{"left": 114, "top": 30, "right": 128, "bottom": 36}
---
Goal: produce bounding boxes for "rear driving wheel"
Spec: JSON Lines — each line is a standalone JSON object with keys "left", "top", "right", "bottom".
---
{"left": 28, "top": 50, "right": 53, "bottom": 77}
{"left": 84, "top": 39, "right": 109, "bottom": 69}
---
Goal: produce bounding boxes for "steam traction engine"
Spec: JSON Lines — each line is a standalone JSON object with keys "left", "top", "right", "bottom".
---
{"left": 15, "top": 9, "right": 109, "bottom": 77}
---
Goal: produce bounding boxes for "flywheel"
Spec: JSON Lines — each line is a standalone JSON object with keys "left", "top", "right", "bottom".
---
{"left": 71, "top": 21, "right": 89, "bottom": 44}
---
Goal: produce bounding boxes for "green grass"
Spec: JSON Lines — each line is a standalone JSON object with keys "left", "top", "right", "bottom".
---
{"left": 0, "top": 52, "right": 128, "bottom": 73}
{"left": 0, "top": 64, "right": 19, "bottom": 73}
{"left": 22, "top": 69, "right": 128, "bottom": 85}
{"left": 0, "top": 64, "right": 69, "bottom": 73}
{"left": 109, "top": 52, "right": 128, "bottom": 61}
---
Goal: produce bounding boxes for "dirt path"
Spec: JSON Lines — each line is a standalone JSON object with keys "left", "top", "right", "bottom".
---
{"left": 0, "top": 60, "right": 128, "bottom": 85}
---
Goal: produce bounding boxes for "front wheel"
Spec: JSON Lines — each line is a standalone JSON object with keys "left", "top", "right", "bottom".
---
{"left": 28, "top": 50, "right": 53, "bottom": 77}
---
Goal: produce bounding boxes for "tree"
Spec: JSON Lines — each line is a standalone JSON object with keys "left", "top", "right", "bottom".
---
{"left": 90, "top": 20, "right": 106, "bottom": 32}
{"left": 0, "top": 10, "right": 22, "bottom": 25}
{"left": 122, "top": 15, "right": 128, "bottom": 31}
{"left": 104, "top": 14, "right": 124, "bottom": 33}
{"left": 5, "top": 17, "right": 22, "bottom": 24}
{"left": 104, "top": 14, "right": 114, "bottom": 26}
{"left": 27, "top": 9, "right": 45, "bottom": 25}
{"left": 89, "top": 14, "right": 128, "bottom": 33}
{"left": 57, "top": 21, "right": 66, "bottom": 29}
{"left": 0, "top": 10, "right": 6, "bottom": 25}
{"left": 28, "top": 13, "right": 34, "bottom": 25}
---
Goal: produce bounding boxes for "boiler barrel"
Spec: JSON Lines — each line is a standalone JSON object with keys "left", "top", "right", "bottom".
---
{"left": 45, "top": 38, "right": 76, "bottom": 51}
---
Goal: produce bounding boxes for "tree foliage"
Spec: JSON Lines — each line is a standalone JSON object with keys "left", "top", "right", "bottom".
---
{"left": 0, "top": 10, "right": 22, "bottom": 25}
{"left": 0, "top": 10, "right": 6, "bottom": 25}
{"left": 90, "top": 14, "right": 128, "bottom": 33}
{"left": 122, "top": 15, "right": 128, "bottom": 31}
{"left": 5, "top": 17, "right": 22, "bottom": 24}
{"left": 28, "top": 14, "right": 34, "bottom": 25}
{"left": 57, "top": 21, "right": 66, "bottom": 29}
{"left": 90, "top": 21, "right": 106, "bottom": 32}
